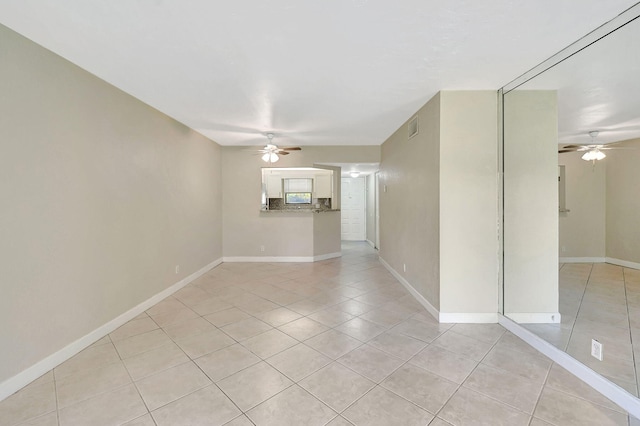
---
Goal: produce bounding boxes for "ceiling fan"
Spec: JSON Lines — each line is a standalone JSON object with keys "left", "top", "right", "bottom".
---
{"left": 558, "top": 131, "right": 634, "bottom": 162}
{"left": 253, "top": 133, "right": 301, "bottom": 163}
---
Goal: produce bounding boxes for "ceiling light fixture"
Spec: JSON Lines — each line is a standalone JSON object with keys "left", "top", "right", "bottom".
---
{"left": 581, "top": 149, "right": 606, "bottom": 161}
{"left": 350, "top": 172, "right": 360, "bottom": 178}
{"left": 581, "top": 131, "right": 605, "bottom": 163}
{"left": 262, "top": 152, "right": 279, "bottom": 163}
{"left": 257, "top": 134, "right": 300, "bottom": 163}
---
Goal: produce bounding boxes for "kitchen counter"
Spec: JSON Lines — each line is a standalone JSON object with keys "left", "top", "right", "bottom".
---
{"left": 254, "top": 207, "right": 341, "bottom": 261}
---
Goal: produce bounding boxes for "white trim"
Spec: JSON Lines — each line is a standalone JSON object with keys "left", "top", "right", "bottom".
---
{"left": 222, "top": 253, "right": 341, "bottom": 263}
{"left": 606, "top": 257, "right": 640, "bottom": 270}
{"left": 498, "top": 314, "right": 640, "bottom": 420}
{"left": 379, "top": 257, "right": 439, "bottom": 321}
{"left": 505, "top": 312, "right": 561, "bottom": 324}
{"left": 365, "top": 239, "right": 376, "bottom": 249}
{"left": 503, "top": 4, "right": 640, "bottom": 93}
{"left": 314, "top": 252, "right": 342, "bottom": 262}
{"left": 223, "top": 256, "right": 312, "bottom": 263}
{"left": 379, "top": 257, "right": 497, "bottom": 324}
{"left": 439, "top": 312, "right": 498, "bottom": 323}
{"left": 559, "top": 257, "right": 640, "bottom": 271}
{"left": 560, "top": 257, "right": 605, "bottom": 263}
{"left": 0, "top": 257, "right": 222, "bottom": 402}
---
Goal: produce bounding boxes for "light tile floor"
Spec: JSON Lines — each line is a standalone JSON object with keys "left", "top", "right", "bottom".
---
{"left": 523, "top": 262, "right": 640, "bottom": 395}
{"left": 0, "top": 243, "right": 632, "bottom": 425}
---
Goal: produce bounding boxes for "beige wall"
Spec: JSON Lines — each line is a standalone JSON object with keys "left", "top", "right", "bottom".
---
{"left": 379, "top": 91, "right": 499, "bottom": 318}
{"left": 559, "top": 153, "right": 606, "bottom": 258}
{"left": 439, "top": 91, "right": 499, "bottom": 315}
{"left": 0, "top": 25, "right": 223, "bottom": 384}
{"left": 606, "top": 138, "right": 640, "bottom": 263}
{"left": 557, "top": 138, "right": 640, "bottom": 264}
{"left": 221, "top": 146, "right": 379, "bottom": 258}
{"left": 379, "top": 94, "right": 441, "bottom": 309}
{"left": 503, "top": 91, "right": 559, "bottom": 319}
{"left": 314, "top": 212, "right": 342, "bottom": 256}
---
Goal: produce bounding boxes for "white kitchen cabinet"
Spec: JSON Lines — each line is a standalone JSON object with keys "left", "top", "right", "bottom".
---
{"left": 267, "top": 175, "right": 282, "bottom": 198}
{"left": 314, "top": 174, "right": 332, "bottom": 198}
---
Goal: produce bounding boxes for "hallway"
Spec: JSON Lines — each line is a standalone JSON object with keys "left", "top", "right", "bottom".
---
{"left": 0, "top": 243, "right": 630, "bottom": 425}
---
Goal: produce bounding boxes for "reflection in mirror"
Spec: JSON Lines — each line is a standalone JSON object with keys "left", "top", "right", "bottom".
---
{"left": 503, "top": 7, "right": 640, "bottom": 398}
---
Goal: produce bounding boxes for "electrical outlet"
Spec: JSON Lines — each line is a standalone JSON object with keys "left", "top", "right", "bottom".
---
{"left": 403, "top": 263, "right": 406, "bottom": 272}
{"left": 591, "top": 339, "right": 603, "bottom": 361}
{"left": 175, "top": 265, "right": 180, "bottom": 274}
{"left": 260, "top": 245, "right": 265, "bottom": 252}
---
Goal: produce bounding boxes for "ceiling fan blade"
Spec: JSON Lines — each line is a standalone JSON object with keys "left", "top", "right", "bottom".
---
{"left": 279, "top": 151, "right": 290, "bottom": 155}
{"left": 599, "top": 146, "right": 638, "bottom": 150}
{"left": 279, "top": 147, "right": 302, "bottom": 151}
{"left": 561, "top": 145, "right": 582, "bottom": 149}
{"left": 602, "top": 140, "right": 632, "bottom": 146}
{"left": 559, "top": 149, "right": 578, "bottom": 153}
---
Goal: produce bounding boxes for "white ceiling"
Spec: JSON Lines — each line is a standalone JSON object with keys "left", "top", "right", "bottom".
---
{"left": 506, "top": 10, "right": 640, "bottom": 146}
{"left": 0, "top": 1, "right": 637, "bottom": 146}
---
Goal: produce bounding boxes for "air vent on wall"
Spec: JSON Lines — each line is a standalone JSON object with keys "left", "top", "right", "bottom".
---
{"left": 408, "top": 116, "right": 418, "bottom": 140}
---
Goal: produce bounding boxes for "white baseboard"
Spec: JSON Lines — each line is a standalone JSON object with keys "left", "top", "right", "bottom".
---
{"left": 379, "top": 257, "right": 439, "bottom": 321}
{"left": 559, "top": 256, "right": 640, "bottom": 271}
{"left": 223, "top": 256, "right": 314, "bottom": 262}
{"left": 498, "top": 314, "right": 640, "bottom": 420}
{"left": 505, "top": 312, "right": 561, "bottom": 324}
{"left": 606, "top": 257, "right": 640, "bottom": 270}
{"left": 560, "top": 257, "right": 605, "bottom": 263}
{"left": 223, "top": 253, "right": 341, "bottom": 263}
{"left": 439, "top": 312, "right": 498, "bottom": 323}
{"left": 365, "top": 239, "right": 376, "bottom": 249}
{"left": 0, "top": 257, "right": 223, "bottom": 402}
{"left": 379, "top": 257, "right": 498, "bottom": 324}
{"left": 314, "top": 252, "right": 342, "bottom": 262}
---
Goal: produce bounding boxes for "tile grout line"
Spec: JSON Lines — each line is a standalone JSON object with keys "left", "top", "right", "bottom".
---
{"left": 209, "top": 268, "right": 418, "bottom": 422}
{"left": 160, "top": 264, "right": 378, "bottom": 422}
{"left": 428, "top": 328, "right": 527, "bottom": 423}
{"left": 117, "top": 320, "right": 155, "bottom": 424}
{"left": 623, "top": 267, "right": 639, "bottom": 394}
{"left": 53, "top": 369, "right": 60, "bottom": 426}
{"left": 527, "top": 356, "right": 554, "bottom": 426}
{"left": 564, "top": 263, "right": 593, "bottom": 358}
{"left": 16, "top": 246, "right": 627, "bottom": 425}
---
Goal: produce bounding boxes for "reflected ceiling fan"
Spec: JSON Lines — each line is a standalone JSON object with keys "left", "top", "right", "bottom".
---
{"left": 252, "top": 133, "right": 301, "bottom": 163}
{"left": 559, "top": 131, "right": 634, "bottom": 163}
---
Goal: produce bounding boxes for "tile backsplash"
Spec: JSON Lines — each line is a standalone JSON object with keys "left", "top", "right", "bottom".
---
{"left": 268, "top": 198, "right": 332, "bottom": 210}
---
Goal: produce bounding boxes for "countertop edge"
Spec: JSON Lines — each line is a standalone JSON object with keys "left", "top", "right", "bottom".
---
{"left": 260, "top": 209, "right": 340, "bottom": 213}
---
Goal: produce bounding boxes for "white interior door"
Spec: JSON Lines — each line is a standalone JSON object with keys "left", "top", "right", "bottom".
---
{"left": 341, "top": 177, "right": 366, "bottom": 241}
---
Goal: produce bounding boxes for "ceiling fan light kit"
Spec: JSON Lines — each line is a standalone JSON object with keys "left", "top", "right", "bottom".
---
{"left": 581, "top": 149, "right": 606, "bottom": 161}
{"left": 258, "top": 133, "right": 301, "bottom": 163}
{"left": 262, "top": 152, "right": 279, "bottom": 163}
{"left": 558, "top": 130, "right": 636, "bottom": 163}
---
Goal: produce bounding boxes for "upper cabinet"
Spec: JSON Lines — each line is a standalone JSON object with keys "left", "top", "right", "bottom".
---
{"left": 266, "top": 174, "right": 282, "bottom": 198}
{"left": 314, "top": 174, "right": 332, "bottom": 198}
{"left": 262, "top": 167, "right": 333, "bottom": 200}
